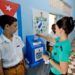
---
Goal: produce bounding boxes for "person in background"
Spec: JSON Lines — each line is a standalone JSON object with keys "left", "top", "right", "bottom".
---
{"left": 46, "top": 24, "right": 57, "bottom": 52}
{"left": 0, "top": 15, "right": 26, "bottom": 75}
{"left": 37, "top": 16, "right": 75, "bottom": 75}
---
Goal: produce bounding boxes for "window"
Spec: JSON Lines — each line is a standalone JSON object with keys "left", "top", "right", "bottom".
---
{"left": 48, "top": 14, "right": 56, "bottom": 34}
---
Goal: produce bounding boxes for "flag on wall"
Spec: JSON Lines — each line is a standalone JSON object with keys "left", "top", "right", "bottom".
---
{"left": 0, "top": 0, "right": 19, "bottom": 16}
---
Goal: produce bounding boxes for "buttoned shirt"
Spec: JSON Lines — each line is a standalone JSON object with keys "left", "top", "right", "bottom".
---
{"left": 0, "top": 34, "right": 24, "bottom": 68}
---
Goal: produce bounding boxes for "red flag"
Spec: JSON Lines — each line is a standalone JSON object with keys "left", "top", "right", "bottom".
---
{"left": 0, "top": 0, "right": 19, "bottom": 16}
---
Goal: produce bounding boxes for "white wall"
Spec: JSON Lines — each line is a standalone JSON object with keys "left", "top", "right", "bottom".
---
{"left": 11, "top": 0, "right": 75, "bottom": 42}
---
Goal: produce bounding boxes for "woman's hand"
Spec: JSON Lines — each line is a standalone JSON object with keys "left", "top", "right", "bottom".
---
{"left": 42, "top": 54, "right": 49, "bottom": 61}
{"left": 36, "top": 34, "right": 42, "bottom": 37}
{"left": 36, "top": 34, "right": 55, "bottom": 42}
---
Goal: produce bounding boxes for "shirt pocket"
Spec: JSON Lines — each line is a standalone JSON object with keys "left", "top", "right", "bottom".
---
{"left": 2, "top": 43, "right": 14, "bottom": 61}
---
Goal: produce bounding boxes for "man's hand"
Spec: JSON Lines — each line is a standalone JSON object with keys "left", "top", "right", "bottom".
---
{"left": 36, "top": 34, "right": 42, "bottom": 37}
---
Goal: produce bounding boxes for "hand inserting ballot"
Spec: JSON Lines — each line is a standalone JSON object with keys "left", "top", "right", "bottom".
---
{"left": 42, "top": 54, "right": 50, "bottom": 64}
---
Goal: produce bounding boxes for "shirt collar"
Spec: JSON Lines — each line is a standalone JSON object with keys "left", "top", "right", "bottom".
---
{"left": 1, "top": 34, "right": 13, "bottom": 43}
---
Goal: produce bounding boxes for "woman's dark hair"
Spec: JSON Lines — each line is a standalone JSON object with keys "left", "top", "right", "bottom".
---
{"left": 51, "top": 24, "right": 56, "bottom": 34}
{"left": 56, "top": 16, "right": 75, "bottom": 35}
{"left": 0, "top": 15, "right": 17, "bottom": 30}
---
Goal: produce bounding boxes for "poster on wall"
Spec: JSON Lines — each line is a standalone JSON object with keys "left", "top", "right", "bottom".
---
{"left": 33, "top": 9, "right": 49, "bottom": 35}
{"left": 0, "top": 0, "right": 22, "bottom": 37}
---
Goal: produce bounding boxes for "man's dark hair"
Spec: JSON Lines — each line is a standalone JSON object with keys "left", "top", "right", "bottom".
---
{"left": 51, "top": 24, "right": 56, "bottom": 34}
{"left": 0, "top": 15, "right": 17, "bottom": 30}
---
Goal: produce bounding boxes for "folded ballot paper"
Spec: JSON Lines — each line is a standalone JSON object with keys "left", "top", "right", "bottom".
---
{"left": 44, "top": 60, "right": 50, "bottom": 64}
{"left": 43, "top": 51, "right": 50, "bottom": 64}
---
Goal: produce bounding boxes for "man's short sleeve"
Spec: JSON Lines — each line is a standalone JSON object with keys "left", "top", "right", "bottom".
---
{"left": 17, "top": 36, "right": 25, "bottom": 48}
